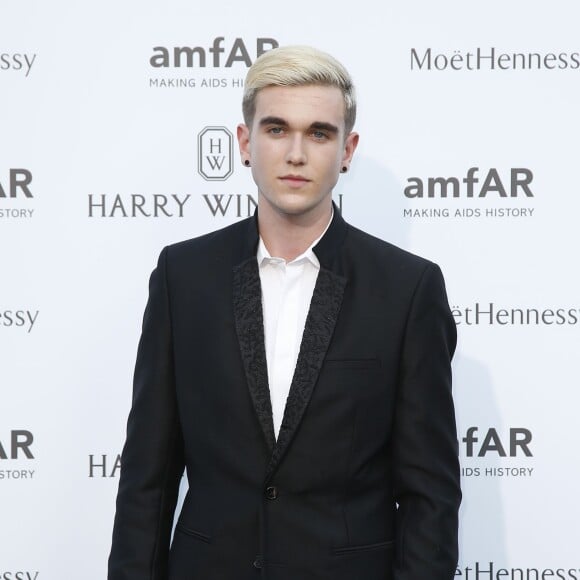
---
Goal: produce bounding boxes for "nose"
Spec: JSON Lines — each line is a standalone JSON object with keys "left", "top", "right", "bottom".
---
{"left": 285, "top": 134, "right": 306, "bottom": 165}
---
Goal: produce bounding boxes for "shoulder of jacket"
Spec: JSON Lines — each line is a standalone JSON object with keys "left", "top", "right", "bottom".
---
{"left": 164, "top": 217, "right": 253, "bottom": 261}
{"left": 345, "top": 223, "right": 435, "bottom": 274}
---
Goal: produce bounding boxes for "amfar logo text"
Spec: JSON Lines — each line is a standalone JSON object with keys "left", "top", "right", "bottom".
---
{"left": 461, "top": 427, "right": 532, "bottom": 458}
{"left": 150, "top": 37, "right": 278, "bottom": 68}
{"left": 0, "top": 430, "right": 34, "bottom": 460}
{"left": 461, "top": 428, "right": 534, "bottom": 479}
{"left": 411, "top": 47, "right": 580, "bottom": 71}
{"left": 0, "top": 53, "right": 36, "bottom": 77}
{"left": 404, "top": 168, "right": 533, "bottom": 198}
{"left": 0, "top": 169, "right": 33, "bottom": 198}
{"left": 0, "top": 430, "right": 35, "bottom": 480}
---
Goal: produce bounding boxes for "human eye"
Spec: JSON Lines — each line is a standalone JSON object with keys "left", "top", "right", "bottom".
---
{"left": 311, "top": 129, "right": 329, "bottom": 141}
{"left": 267, "top": 126, "right": 285, "bottom": 136}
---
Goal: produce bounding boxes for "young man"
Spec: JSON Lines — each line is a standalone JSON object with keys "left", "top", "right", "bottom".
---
{"left": 108, "top": 46, "right": 461, "bottom": 580}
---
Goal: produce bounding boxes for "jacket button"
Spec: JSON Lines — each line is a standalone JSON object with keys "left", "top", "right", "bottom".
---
{"left": 253, "top": 556, "right": 263, "bottom": 568}
{"left": 265, "top": 485, "right": 278, "bottom": 500}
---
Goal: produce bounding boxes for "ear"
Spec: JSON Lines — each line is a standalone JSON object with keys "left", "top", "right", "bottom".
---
{"left": 237, "top": 124, "right": 251, "bottom": 162}
{"left": 341, "top": 131, "right": 359, "bottom": 166}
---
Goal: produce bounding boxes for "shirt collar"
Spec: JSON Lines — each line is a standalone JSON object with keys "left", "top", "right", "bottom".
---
{"left": 257, "top": 207, "right": 334, "bottom": 269}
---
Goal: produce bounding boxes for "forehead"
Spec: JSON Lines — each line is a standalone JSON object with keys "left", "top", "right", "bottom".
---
{"left": 253, "top": 85, "right": 345, "bottom": 127}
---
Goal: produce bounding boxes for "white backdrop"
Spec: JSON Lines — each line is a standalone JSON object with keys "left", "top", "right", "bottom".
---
{"left": 1, "top": 1, "right": 579, "bottom": 578}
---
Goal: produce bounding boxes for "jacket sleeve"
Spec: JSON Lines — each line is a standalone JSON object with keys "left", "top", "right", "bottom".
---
{"left": 108, "top": 246, "right": 185, "bottom": 580}
{"left": 392, "top": 262, "right": 461, "bottom": 580}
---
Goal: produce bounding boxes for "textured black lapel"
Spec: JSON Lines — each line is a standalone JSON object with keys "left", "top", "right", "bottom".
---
{"left": 265, "top": 268, "right": 346, "bottom": 482}
{"left": 232, "top": 257, "right": 276, "bottom": 452}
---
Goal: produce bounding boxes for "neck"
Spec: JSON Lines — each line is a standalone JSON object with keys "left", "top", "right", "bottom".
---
{"left": 257, "top": 197, "right": 333, "bottom": 261}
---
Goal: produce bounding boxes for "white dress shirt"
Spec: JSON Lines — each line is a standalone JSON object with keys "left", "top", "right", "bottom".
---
{"left": 257, "top": 211, "right": 333, "bottom": 440}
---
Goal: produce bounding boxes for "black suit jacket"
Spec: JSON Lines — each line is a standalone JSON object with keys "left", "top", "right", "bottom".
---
{"left": 108, "top": 208, "right": 461, "bottom": 580}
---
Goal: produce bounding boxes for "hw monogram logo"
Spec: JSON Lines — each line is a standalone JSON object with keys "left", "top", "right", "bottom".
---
{"left": 197, "top": 126, "right": 234, "bottom": 181}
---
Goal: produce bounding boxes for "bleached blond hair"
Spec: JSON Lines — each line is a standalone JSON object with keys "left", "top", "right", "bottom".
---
{"left": 242, "top": 45, "right": 356, "bottom": 134}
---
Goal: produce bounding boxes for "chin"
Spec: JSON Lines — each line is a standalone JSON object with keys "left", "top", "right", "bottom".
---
{"left": 279, "top": 201, "right": 322, "bottom": 218}
{"left": 267, "top": 193, "right": 328, "bottom": 217}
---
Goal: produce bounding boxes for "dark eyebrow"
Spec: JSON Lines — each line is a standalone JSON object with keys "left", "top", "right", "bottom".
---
{"left": 258, "top": 117, "right": 340, "bottom": 135}
{"left": 309, "top": 122, "right": 339, "bottom": 134}
{"left": 259, "top": 116, "right": 287, "bottom": 127}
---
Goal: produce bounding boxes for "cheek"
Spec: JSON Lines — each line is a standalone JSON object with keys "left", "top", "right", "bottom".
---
{"left": 250, "top": 146, "right": 271, "bottom": 174}
{"left": 320, "top": 153, "right": 342, "bottom": 178}
{"left": 326, "top": 145, "right": 345, "bottom": 166}
{"left": 252, "top": 142, "right": 278, "bottom": 167}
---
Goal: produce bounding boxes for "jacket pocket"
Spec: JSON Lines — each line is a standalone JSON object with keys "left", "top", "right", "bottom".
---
{"left": 174, "top": 522, "right": 212, "bottom": 544}
{"left": 332, "top": 539, "right": 393, "bottom": 556}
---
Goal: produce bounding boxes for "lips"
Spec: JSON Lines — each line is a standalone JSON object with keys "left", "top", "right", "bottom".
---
{"left": 279, "top": 174, "right": 311, "bottom": 187}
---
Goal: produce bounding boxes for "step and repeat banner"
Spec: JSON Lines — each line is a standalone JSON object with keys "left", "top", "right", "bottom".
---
{"left": 1, "top": 0, "right": 579, "bottom": 578}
